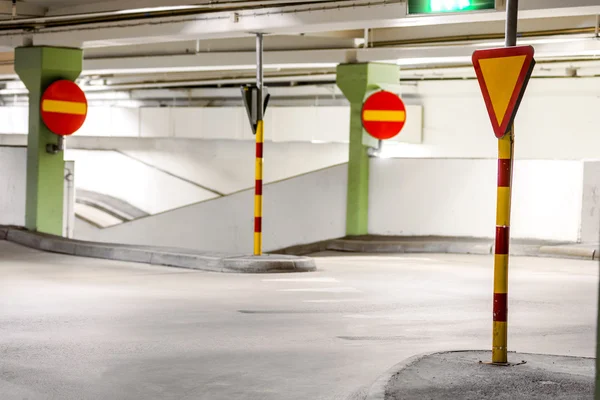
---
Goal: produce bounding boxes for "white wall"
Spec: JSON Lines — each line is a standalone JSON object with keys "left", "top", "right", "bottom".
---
{"left": 121, "top": 141, "right": 349, "bottom": 195}
{"left": 0, "top": 105, "right": 423, "bottom": 146}
{"left": 1, "top": 77, "right": 599, "bottom": 162}
{"left": 79, "top": 164, "right": 347, "bottom": 253}
{"left": 369, "top": 158, "right": 584, "bottom": 242}
{"left": 0, "top": 147, "right": 26, "bottom": 226}
{"left": 77, "top": 156, "right": 595, "bottom": 250}
{"left": 581, "top": 161, "right": 600, "bottom": 243}
{"left": 0, "top": 78, "right": 598, "bottom": 162}
{"left": 386, "top": 78, "right": 600, "bottom": 160}
{"left": 65, "top": 149, "right": 219, "bottom": 214}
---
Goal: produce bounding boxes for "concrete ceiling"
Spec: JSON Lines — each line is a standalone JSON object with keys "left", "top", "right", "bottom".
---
{"left": 0, "top": 0, "right": 596, "bottom": 94}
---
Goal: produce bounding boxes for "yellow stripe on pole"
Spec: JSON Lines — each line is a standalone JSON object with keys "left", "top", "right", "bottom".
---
{"left": 498, "top": 134, "right": 512, "bottom": 159}
{"left": 493, "top": 254, "right": 509, "bottom": 293}
{"left": 256, "top": 120, "right": 264, "bottom": 143}
{"left": 496, "top": 187, "right": 512, "bottom": 226}
{"left": 254, "top": 232, "right": 262, "bottom": 254}
{"left": 255, "top": 159, "right": 263, "bottom": 180}
{"left": 363, "top": 110, "right": 406, "bottom": 122}
{"left": 492, "top": 321, "right": 508, "bottom": 361}
{"left": 254, "top": 195, "right": 262, "bottom": 216}
{"left": 42, "top": 99, "right": 87, "bottom": 115}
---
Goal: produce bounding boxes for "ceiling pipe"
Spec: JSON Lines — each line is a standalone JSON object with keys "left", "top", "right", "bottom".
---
{"left": 0, "top": 0, "right": 345, "bottom": 28}
{"left": 0, "top": 73, "right": 337, "bottom": 95}
{"left": 369, "top": 27, "right": 600, "bottom": 48}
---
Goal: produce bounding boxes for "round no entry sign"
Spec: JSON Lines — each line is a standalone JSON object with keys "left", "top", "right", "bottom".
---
{"left": 361, "top": 90, "right": 406, "bottom": 140}
{"left": 41, "top": 80, "right": 88, "bottom": 136}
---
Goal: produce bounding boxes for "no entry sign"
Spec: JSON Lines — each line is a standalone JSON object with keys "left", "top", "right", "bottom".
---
{"left": 41, "top": 80, "right": 88, "bottom": 136}
{"left": 361, "top": 91, "right": 406, "bottom": 140}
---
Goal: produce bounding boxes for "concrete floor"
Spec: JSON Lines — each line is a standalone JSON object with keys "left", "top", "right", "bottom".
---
{"left": 0, "top": 242, "right": 597, "bottom": 400}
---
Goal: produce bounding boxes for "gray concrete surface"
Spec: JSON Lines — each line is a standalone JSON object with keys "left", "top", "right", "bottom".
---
{"left": 316, "top": 236, "right": 599, "bottom": 261}
{"left": 0, "top": 227, "right": 316, "bottom": 273}
{"left": 382, "top": 351, "right": 594, "bottom": 400}
{"left": 0, "top": 243, "right": 597, "bottom": 400}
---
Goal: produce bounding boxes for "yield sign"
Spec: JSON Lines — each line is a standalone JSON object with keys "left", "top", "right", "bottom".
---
{"left": 472, "top": 46, "right": 535, "bottom": 138}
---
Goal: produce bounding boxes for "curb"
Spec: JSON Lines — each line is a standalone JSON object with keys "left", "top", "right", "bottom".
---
{"left": 539, "top": 245, "right": 597, "bottom": 261}
{"left": 325, "top": 239, "right": 598, "bottom": 261}
{"left": 327, "top": 239, "right": 492, "bottom": 255}
{"left": 356, "top": 350, "right": 596, "bottom": 400}
{"left": 359, "top": 350, "right": 449, "bottom": 400}
{"left": 1, "top": 228, "right": 316, "bottom": 274}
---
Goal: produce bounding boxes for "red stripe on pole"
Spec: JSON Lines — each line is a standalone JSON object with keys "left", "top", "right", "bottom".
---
{"left": 495, "top": 226, "right": 510, "bottom": 255}
{"left": 497, "top": 159, "right": 512, "bottom": 187}
{"left": 493, "top": 293, "right": 508, "bottom": 321}
{"left": 254, "top": 217, "right": 262, "bottom": 233}
{"left": 256, "top": 142, "right": 263, "bottom": 158}
{"left": 255, "top": 180, "right": 263, "bottom": 195}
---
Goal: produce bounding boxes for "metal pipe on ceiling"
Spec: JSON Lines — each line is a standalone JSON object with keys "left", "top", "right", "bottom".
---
{"left": 0, "top": 73, "right": 338, "bottom": 95}
{"left": 0, "top": 0, "right": 347, "bottom": 28}
{"left": 368, "top": 27, "right": 600, "bottom": 48}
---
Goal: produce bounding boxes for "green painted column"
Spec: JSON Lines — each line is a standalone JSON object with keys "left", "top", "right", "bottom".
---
{"left": 15, "top": 46, "right": 83, "bottom": 235}
{"left": 336, "top": 63, "right": 400, "bottom": 236}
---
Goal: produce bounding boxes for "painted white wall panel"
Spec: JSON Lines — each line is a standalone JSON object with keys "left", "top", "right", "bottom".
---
{"left": 0, "top": 147, "right": 26, "bottom": 226}
{"left": 1, "top": 77, "right": 599, "bottom": 160}
{"left": 201, "top": 107, "right": 246, "bottom": 140}
{"left": 111, "top": 108, "right": 140, "bottom": 137}
{"left": 369, "top": 158, "right": 584, "bottom": 242}
{"left": 172, "top": 108, "right": 203, "bottom": 138}
{"left": 140, "top": 107, "right": 171, "bottom": 138}
{"left": 313, "top": 107, "right": 350, "bottom": 143}
{"left": 0, "top": 107, "right": 27, "bottom": 134}
{"left": 581, "top": 161, "right": 600, "bottom": 243}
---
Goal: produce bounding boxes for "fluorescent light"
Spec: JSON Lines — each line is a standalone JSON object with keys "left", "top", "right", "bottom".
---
{"left": 395, "top": 56, "right": 471, "bottom": 66}
{"left": 115, "top": 5, "right": 199, "bottom": 15}
{"left": 85, "top": 62, "right": 337, "bottom": 75}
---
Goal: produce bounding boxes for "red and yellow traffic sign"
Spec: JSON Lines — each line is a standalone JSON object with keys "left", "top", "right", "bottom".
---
{"left": 472, "top": 45, "right": 535, "bottom": 138}
{"left": 361, "top": 90, "right": 406, "bottom": 140}
{"left": 41, "top": 80, "right": 88, "bottom": 136}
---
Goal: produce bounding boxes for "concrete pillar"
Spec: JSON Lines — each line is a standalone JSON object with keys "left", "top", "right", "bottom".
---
{"left": 336, "top": 63, "right": 400, "bottom": 236}
{"left": 15, "top": 46, "right": 83, "bottom": 235}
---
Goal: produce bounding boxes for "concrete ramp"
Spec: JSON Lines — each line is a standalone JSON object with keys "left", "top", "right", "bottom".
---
{"left": 78, "top": 164, "right": 348, "bottom": 254}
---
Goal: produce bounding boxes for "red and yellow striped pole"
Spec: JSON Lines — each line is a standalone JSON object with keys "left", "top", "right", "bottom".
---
{"left": 492, "top": 127, "right": 514, "bottom": 364}
{"left": 253, "top": 32, "right": 264, "bottom": 256}
{"left": 254, "top": 120, "right": 264, "bottom": 256}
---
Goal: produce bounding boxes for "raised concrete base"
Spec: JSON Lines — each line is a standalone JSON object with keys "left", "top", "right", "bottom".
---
{"left": 277, "top": 236, "right": 599, "bottom": 261}
{"left": 0, "top": 227, "right": 316, "bottom": 273}
{"left": 357, "top": 351, "right": 594, "bottom": 400}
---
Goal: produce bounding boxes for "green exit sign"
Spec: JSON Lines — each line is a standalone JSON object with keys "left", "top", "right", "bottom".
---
{"left": 408, "top": 0, "right": 495, "bottom": 14}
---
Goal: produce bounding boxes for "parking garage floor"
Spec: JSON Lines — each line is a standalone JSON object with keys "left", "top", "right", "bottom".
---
{"left": 0, "top": 241, "right": 596, "bottom": 400}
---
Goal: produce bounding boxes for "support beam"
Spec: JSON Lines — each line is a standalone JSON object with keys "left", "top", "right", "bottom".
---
{"left": 14, "top": 46, "right": 82, "bottom": 235}
{"left": 336, "top": 62, "right": 399, "bottom": 236}
{"left": 0, "top": 2, "right": 47, "bottom": 18}
{"left": 80, "top": 38, "right": 600, "bottom": 75}
{"left": 1, "top": 0, "right": 599, "bottom": 49}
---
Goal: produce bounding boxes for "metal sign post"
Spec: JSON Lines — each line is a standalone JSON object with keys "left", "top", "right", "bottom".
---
{"left": 491, "top": 0, "right": 518, "bottom": 365}
{"left": 241, "top": 34, "right": 270, "bottom": 256}
{"left": 253, "top": 33, "right": 264, "bottom": 256}
{"left": 473, "top": 0, "right": 536, "bottom": 366}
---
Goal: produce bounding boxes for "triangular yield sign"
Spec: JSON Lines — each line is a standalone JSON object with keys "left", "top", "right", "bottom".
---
{"left": 472, "top": 46, "right": 535, "bottom": 138}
